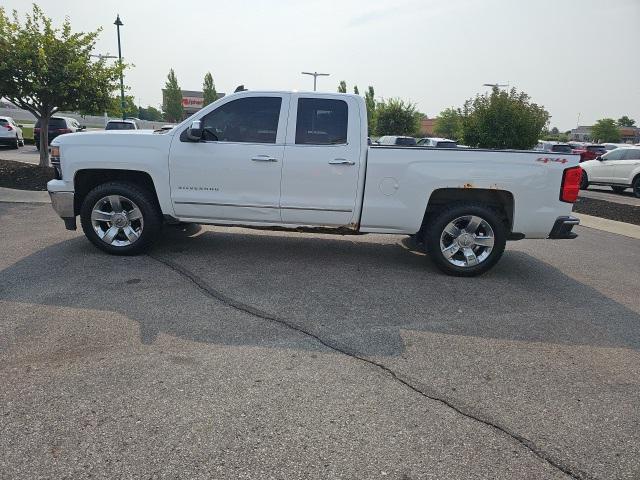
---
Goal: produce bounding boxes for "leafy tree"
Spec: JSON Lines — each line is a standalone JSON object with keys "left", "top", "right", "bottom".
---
{"left": 338, "top": 81, "right": 347, "bottom": 93}
{"left": 434, "top": 107, "right": 462, "bottom": 140}
{"left": 617, "top": 116, "right": 636, "bottom": 127}
{"left": 103, "top": 95, "right": 137, "bottom": 118}
{"left": 364, "top": 86, "right": 376, "bottom": 134}
{"left": 460, "top": 87, "right": 549, "bottom": 149}
{"left": 163, "top": 69, "right": 183, "bottom": 122}
{"left": 203, "top": 72, "right": 217, "bottom": 106}
{"left": 353, "top": 85, "right": 359, "bottom": 95}
{"left": 374, "top": 98, "right": 421, "bottom": 136}
{"left": 550, "top": 127, "right": 559, "bottom": 135}
{"left": 0, "top": 5, "right": 124, "bottom": 167}
{"left": 139, "top": 105, "right": 163, "bottom": 122}
{"left": 591, "top": 118, "right": 621, "bottom": 142}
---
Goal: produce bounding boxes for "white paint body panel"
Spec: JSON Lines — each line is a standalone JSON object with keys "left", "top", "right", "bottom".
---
{"left": 48, "top": 90, "right": 578, "bottom": 240}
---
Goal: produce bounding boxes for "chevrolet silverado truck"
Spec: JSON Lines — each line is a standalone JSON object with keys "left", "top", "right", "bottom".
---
{"left": 47, "top": 91, "right": 581, "bottom": 276}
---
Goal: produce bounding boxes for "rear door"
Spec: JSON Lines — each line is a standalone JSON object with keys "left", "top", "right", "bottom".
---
{"left": 613, "top": 148, "right": 640, "bottom": 184}
{"left": 169, "top": 93, "right": 289, "bottom": 222}
{"left": 280, "top": 95, "right": 361, "bottom": 227}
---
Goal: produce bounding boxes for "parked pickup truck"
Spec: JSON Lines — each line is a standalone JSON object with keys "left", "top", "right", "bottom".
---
{"left": 47, "top": 91, "right": 581, "bottom": 276}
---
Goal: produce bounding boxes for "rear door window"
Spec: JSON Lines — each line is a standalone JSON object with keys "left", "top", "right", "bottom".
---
{"left": 295, "top": 98, "right": 348, "bottom": 145}
{"left": 395, "top": 137, "right": 416, "bottom": 146}
{"left": 551, "top": 144, "right": 572, "bottom": 153}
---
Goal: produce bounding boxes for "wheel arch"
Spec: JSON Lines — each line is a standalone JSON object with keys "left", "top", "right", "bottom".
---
{"left": 421, "top": 188, "right": 515, "bottom": 234}
{"left": 73, "top": 169, "right": 161, "bottom": 216}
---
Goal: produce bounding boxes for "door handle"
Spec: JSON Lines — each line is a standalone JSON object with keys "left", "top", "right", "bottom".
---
{"left": 251, "top": 155, "right": 278, "bottom": 162}
{"left": 328, "top": 158, "right": 355, "bottom": 165}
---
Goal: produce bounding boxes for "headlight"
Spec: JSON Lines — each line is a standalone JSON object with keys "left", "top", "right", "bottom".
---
{"left": 49, "top": 145, "right": 61, "bottom": 178}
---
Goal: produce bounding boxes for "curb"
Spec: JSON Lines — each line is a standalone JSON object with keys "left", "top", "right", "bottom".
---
{"left": 575, "top": 213, "right": 640, "bottom": 240}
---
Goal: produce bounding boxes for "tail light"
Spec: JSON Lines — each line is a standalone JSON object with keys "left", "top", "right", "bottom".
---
{"left": 560, "top": 166, "right": 582, "bottom": 203}
{"left": 4, "top": 125, "right": 13, "bottom": 131}
{"left": 56, "top": 128, "right": 72, "bottom": 134}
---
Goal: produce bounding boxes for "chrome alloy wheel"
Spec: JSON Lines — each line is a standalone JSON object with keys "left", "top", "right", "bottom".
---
{"left": 439, "top": 215, "right": 495, "bottom": 268}
{"left": 91, "top": 195, "right": 144, "bottom": 246}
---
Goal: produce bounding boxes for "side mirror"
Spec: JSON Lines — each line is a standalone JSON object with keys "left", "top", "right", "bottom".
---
{"left": 186, "top": 120, "right": 203, "bottom": 141}
{"left": 79, "top": 125, "right": 87, "bottom": 131}
{"left": 596, "top": 156, "right": 602, "bottom": 161}
{"left": 18, "top": 124, "right": 24, "bottom": 128}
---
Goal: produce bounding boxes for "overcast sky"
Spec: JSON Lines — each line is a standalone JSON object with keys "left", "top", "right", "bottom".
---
{"left": 4, "top": 0, "right": 639, "bottom": 130}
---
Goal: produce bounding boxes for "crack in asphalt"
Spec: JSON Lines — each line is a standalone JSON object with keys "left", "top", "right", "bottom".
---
{"left": 149, "top": 253, "right": 589, "bottom": 480}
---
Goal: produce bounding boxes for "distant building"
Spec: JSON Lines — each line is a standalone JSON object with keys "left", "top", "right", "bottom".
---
{"left": 420, "top": 117, "right": 437, "bottom": 136}
{"left": 162, "top": 89, "right": 225, "bottom": 119}
{"left": 568, "top": 126, "right": 592, "bottom": 142}
{"left": 568, "top": 125, "right": 640, "bottom": 143}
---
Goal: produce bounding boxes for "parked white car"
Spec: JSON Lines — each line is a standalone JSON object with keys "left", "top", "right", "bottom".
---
{"left": 417, "top": 137, "right": 457, "bottom": 148}
{"left": 0, "top": 116, "right": 25, "bottom": 149}
{"left": 47, "top": 91, "right": 582, "bottom": 276}
{"left": 106, "top": 119, "right": 138, "bottom": 130}
{"left": 580, "top": 146, "right": 640, "bottom": 196}
{"left": 534, "top": 141, "right": 573, "bottom": 154}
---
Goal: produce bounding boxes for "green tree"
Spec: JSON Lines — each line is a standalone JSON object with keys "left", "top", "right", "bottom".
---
{"left": 338, "top": 80, "right": 347, "bottom": 93}
{"left": 591, "top": 118, "right": 621, "bottom": 142}
{"left": 102, "top": 95, "right": 137, "bottom": 118}
{"left": 139, "top": 105, "right": 163, "bottom": 122}
{"left": 460, "top": 87, "right": 549, "bottom": 149}
{"left": 353, "top": 85, "right": 359, "bottom": 95}
{"left": 163, "top": 69, "right": 183, "bottom": 122}
{"left": 203, "top": 72, "right": 217, "bottom": 106}
{"left": 374, "top": 98, "right": 421, "bottom": 136}
{"left": 617, "top": 116, "right": 636, "bottom": 127}
{"left": 0, "top": 5, "right": 124, "bottom": 167}
{"left": 433, "top": 107, "right": 462, "bottom": 140}
{"left": 364, "top": 86, "right": 376, "bottom": 134}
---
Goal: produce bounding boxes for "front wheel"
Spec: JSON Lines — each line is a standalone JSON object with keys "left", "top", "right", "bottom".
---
{"left": 80, "top": 182, "right": 162, "bottom": 255}
{"left": 423, "top": 204, "right": 507, "bottom": 277}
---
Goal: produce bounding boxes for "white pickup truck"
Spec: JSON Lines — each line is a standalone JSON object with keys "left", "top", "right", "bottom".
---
{"left": 47, "top": 91, "right": 581, "bottom": 276}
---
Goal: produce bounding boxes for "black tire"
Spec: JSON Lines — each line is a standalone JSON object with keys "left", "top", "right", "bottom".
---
{"left": 580, "top": 170, "right": 589, "bottom": 190}
{"left": 611, "top": 186, "right": 626, "bottom": 194}
{"left": 633, "top": 176, "right": 640, "bottom": 199}
{"left": 423, "top": 203, "right": 507, "bottom": 277}
{"left": 80, "top": 181, "right": 162, "bottom": 255}
{"left": 11, "top": 135, "right": 19, "bottom": 149}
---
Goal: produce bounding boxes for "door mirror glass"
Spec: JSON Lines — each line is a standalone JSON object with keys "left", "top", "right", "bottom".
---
{"left": 596, "top": 155, "right": 602, "bottom": 161}
{"left": 186, "top": 120, "right": 203, "bottom": 141}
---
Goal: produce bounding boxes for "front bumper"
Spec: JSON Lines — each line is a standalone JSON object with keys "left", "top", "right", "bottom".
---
{"left": 49, "top": 191, "right": 77, "bottom": 230}
{"left": 548, "top": 216, "right": 579, "bottom": 239}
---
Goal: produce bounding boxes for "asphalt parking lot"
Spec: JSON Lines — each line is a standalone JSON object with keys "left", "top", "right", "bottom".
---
{"left": 1, "top": 202, "right": 639, "bottom": 480}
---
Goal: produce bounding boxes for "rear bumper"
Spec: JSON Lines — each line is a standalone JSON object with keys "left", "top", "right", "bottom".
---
{"left": 548, "top": 216, "right": 579, "bottom": 239}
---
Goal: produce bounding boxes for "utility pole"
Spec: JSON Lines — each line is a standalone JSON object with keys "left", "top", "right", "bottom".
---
{"left": 114, "top": 14, "right": 125, "bottom": 120}
{"left": 301, "top": 71, "right": 330, "bottom": 91}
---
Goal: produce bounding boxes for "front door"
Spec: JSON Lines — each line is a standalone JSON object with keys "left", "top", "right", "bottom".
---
{"left": 280, "top": 95, "right": 361, "bottom": 227}
{"left": 590, "top": 148, "right": 626, "bottom": 183}
{"left": 612, "top": 148, "right": 640, "bottom": 184}
{"left": 169, "top": 94, "right": 289, "bottom": 223}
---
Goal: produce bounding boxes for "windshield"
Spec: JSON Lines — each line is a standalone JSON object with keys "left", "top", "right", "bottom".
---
{"left": 586, "top": 146, "right": 606, "bottom": 153}
{"left": 106, "top": 122, "right": 135, "bottom": 130}
{"left": 551, "top": 145, "right": 572, "bottom": 153}
{"left": 396, "top": 137, "right": 416, "bottom": 146}
{"left": 34, "top": 118, "right": 67, "bottom": 129}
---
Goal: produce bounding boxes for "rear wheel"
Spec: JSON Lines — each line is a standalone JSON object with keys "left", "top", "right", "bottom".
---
{"left": 611, "top": 186, "right": 626, "bottom": 194}
{"left": 580, "top": 170, "right": 589, "bottom": 190}
{"left": 80, "top": 182, "right": 161, "bottom": 255}
{"left": 633, "top": 176, "right": 640, "bottom": 199}
{"left": 11, "top": 135, "right": 19, "bottom": 149}
{"left": 423, "top": 204, "right": 507, "bottom": 277}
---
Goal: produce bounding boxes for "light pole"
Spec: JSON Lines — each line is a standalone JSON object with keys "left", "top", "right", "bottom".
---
{"left": 114, "top": 14, "right": 125, "bottom": 120}
{"left": 301, "top": 71, "right": 330, "bottom": 91}
{"left": 483, "top": 83, "right": 509, "bottom": 89}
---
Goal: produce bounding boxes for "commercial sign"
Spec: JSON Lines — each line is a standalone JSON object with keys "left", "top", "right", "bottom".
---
{"left": 181, "top": 96, "right": 204, "bottom": 109}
